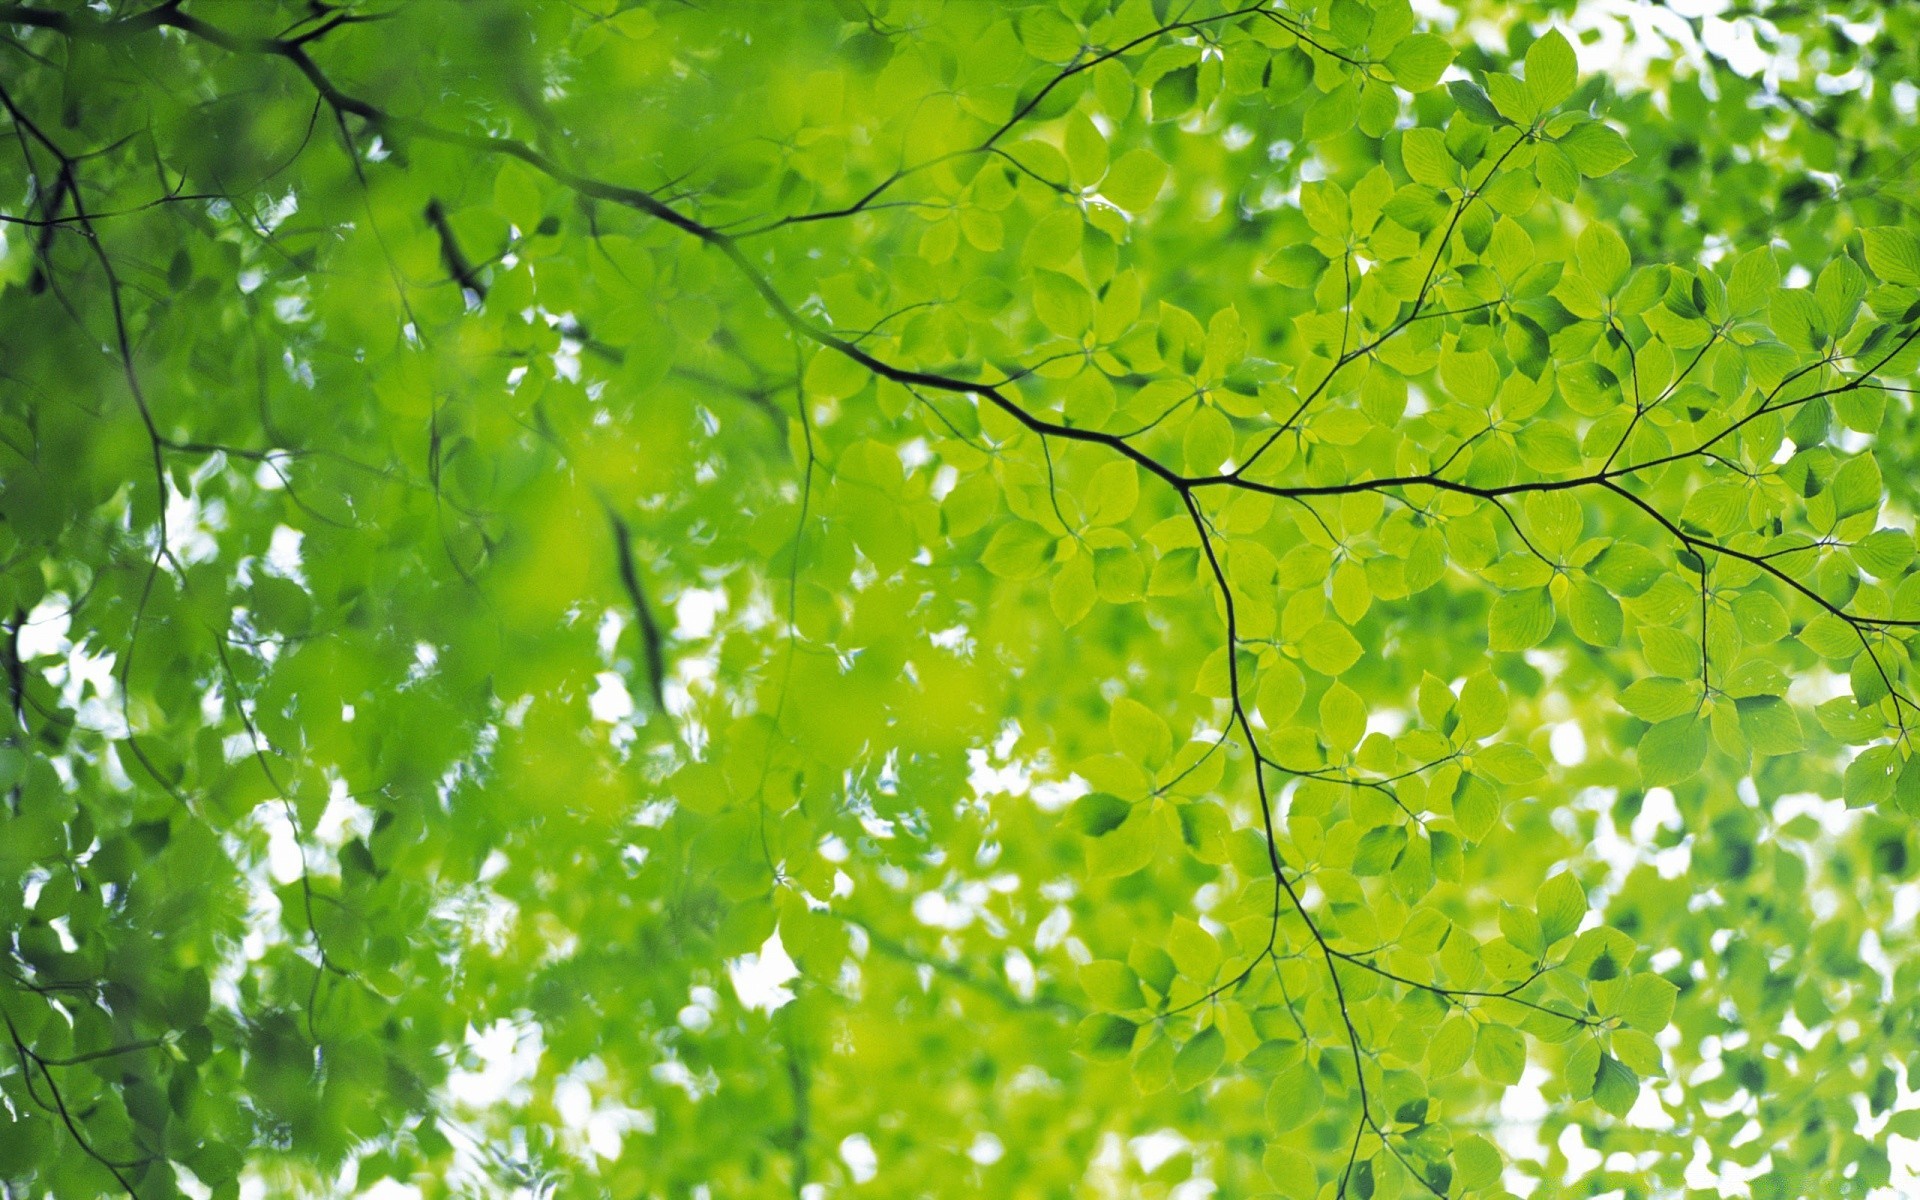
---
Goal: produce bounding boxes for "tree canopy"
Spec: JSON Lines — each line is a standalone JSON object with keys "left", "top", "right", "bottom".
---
{"left": 3, "top": 0, "right": 1920, "bottom": 1197}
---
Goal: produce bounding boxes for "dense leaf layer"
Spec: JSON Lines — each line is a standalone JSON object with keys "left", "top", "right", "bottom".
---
{"left": 1, "top": 2, "right": 1918, "bottom": 1198}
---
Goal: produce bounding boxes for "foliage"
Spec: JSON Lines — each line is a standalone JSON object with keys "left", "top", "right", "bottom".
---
{"left": 1, "top": 1, "right": 1919, "bottom": 1197}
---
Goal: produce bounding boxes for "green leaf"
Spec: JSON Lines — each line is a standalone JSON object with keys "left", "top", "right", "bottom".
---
{"left": 1319, "top": 680, "right": 1368, "bottom": 753}
{"left": 1266, "top": 1060, "right": 1324, "bottom": 1131}
{"left": 1559, "top": 120, "right": 1635, "bottom": 176}
{"left": 1034, "top": 269, "right": 1094, "bottom": 337}
{"left": 1401, "top": 127, "right": 1455, "bottom": 188}
{"left": 1736, "top": 696, "right": 1804, "bottom": 756}
{"left": 1064, "top": 792, "right": 1132, "bottom": 836}
{"left": 1478, "top": 742, "right": 1543, "bottom": 783}
{"left": 1485, "top": 74, "right": 1537, "bottom": 125}
{"left": 806, "top": 345, "right": 873, "bottom": 400}
{"left": 1088, "top": 805, "right": 1158, "bottom": 878}
{"left": 1130, "top": 944, "right": 1178, "bottom": 998}
{"left": 1111, "top": 697, "right": 1172, "bottom": 766}
{"left": 1733, "top": 591, "right": 1788, "bottom": 643}
{"left": 1168, "top": 915, "right": 1222, "bottom": 981}
{"left": 1448, "top": 79, "right": 1506, "bottom": 125}
{"left": 1085, "top": 461, "right": 1139, "bottom": 526}
{"left": 1639, "top": 715, "right": 1709, "bottom": 786}
{"left": 1863, "top": 227, "right": 1920, "bottom": 285}
{"left": 1050, "top": 552, "right": 1097, "bottom": 626}
{"left": 1183, "top": 405, "right": 1234, "bottom": 474}
{"left": 1475, "top": 1023, "right": 1527, "bottom": 1085}
{"left": 1500, "top": 902, "right": 1545, "bottom": 956}
{"left": 1016, "top": 8, "right": 1080, "bottom": 61}
{"left": 1525, "top": 490, "right": 1583, "bottom": 556}
{"left": 1489, "top": 587, "right": 1555, "bottom": 652}
{"left": 1613, "top": 1028, "right": 1664, "bottom": 1076}
{"left": 1620, "top": 677, "right": 1697, "bottom": 723}
{"left": 1853, "top": 529, "right": 1915, "bottom": 580}
{"left": 1620, "top": 973, "right": 1679, "bottom": 1033}
{"left": 1263, "top": 1144, "right": 1319, "bottom": 1199}
{"left": 1569, "top": 578, "right": 1623, "bottom": 646}
{"left": 1172, "top": 1025, "right": 1226, "bottom": 1089}
{"left": 1453, "top": 1134, "right": 1503, "bottom": 1190}
{"left": 1300, "top": 621, "right": 1365, "bottom": 676}
{"left": 1064, "top": 112, "right": 1107, "bottom": 189}
{"left": 982, "top": 521, "right": 1055, "bottom": 579}
{"left": 1257, "top": 657, "right": 1307, "bottom": 726}
{"left": 1832, "top": 453, "right": 1884, "bottom": 517}
{"left": 1524, "top": 29, "right": 1578, "bottom": 111}
{"left": 1386, "top": 33, "right": 1454, "bottom": 92}
{"left": 1429, "top": 1015, "right": 1476, "bottom": 1076}
{"left": 1353, "top": 824, "right": 1408, "bottom": 875}
{"left": 1079, "top": 960, "right": 1145, "bottom": 1011}
{"left": 1150, "top": 65, "right": 1198, "bottom": 121}
{"left": 1535, "top": 871, "right": 1586, "bottom": 945}
{"left": 1104, "top": 149, "right": 1168, "bottom": 213}
{"left": 1845, "top": 744, "right": 1901, "bottom": 810}
{"left": 1592, "top": 1053, "right": 1640, "bottom": 1117}
{"left": 1577, "top": 222, "right": 1631, "bottom": 294}
{"left": 1076, "top": 1014, "right": 1139, "bottom": 1061}
{"left": 1559, "top": 361, "right": 1621, "bottom": 414}
{"left": 1453, "top": 774, "right": 1501, "bottom": 841}
{"left": 1458, "top": 671, "right": 1508, "bottom": 740}
{"left": 1304, "top": 82, "right": 1362, "bottom": 142}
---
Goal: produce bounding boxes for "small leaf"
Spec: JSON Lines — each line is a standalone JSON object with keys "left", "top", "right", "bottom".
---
{"left": 1489, "top": 587, "right": 1555, "bottom": 652}
{"left": 1079, "top": 961, "right": 1145, "bottom": 1011}
{"left": 1524, "top": 28, "right": 1578, "bottom": 111}
{"left": 1736, "top": 696, "right": 1804, "bottom": 756}
{"left": 1535, "top": 871, "right": 1586, "bottom": 945}
{"left": 1620, "top": 973, "right": 1679, "bottom": 1033}
{"left": 1063, "top": 792, "right": 1131, "bottom": 836}
{"left": 1087, "top": 806, "right": 1157, "bottom": 878}
{"left": 1050, "top": 553, "right": 1097, "bottom": 626}
{"left": 1845, "top": 744, "right": 1901, "bottom": 810}
{"left": 1150, "top": 65, "right": 1198, "bottom": 121}
{"left": 1447, "top": 79, "right": 1505, "bottom": 125}
{"left": 1300, "top": 621, "right": 1364, "bottom": 676}
{"left": 1257, "top": 657, "right": 1307, "bottom": 726}
{"left": 982, "top": 521, "right": 1054, "bottom": 580}
{"left": 1016, "top": 8, "right": 1080, "bottom": 61}
{"left": 1263, "top": 1144, "right": 1319, "bottom": 1199}
{"left": 1620, "top": 677, "right": 1697, "bottom": 723}
{"left": 1559, "top": 120, "right": 1634, "bottom": 176}
{"left": 1034, "top": 269, "right": 1093, "bottom": 337}
{"left": 1075, "top": 1014, "right": 1138, "bottom": 1061}
{"left": 1577, "top": 222, "right": 1631, "bottom": 294}
{"left": 1458, "top": 671, "right": 1508, "bottom": 740}
{"left": 1400, "top": 127, "right": 1455, "bottom": 188}
{"left": 1266, "top": 1060, "right": 1324, "bottom": 1131}
{"left": 1453, "top": 774, "right": 1500, "bottom": 840}
{"left": 1168, "top": 915, "right": 1222, "bottom": 981}
{"left": 1085, "top": 461, "right": 1140, "bottom": 526}
{"left": 1104, "top": 149, "right": 1168, "bottom": 212}
{"left": 1386, "top": 33, "right": 1454, "bottom": 91}
{"left": 1475, "top": 1023, "right": 1527, "bottom": 1085}
{"left": 1863, "top": 227, "right": 1920, "bottom": 286}
{"left": 1569, "top": 578, "right": 1622, "bottom": 646}
{"left": 1453, "top": 1134, "right": 1503, "bottom": 1190}
{"left": 1733, "top": 591, "right": 1788, "bottom": 643}
{"left": 1639, "top": 715, "right": 1709, "bottom": 786}
{"left": 1110, "top": 697, "right": 1172, "bottom": 766}
{"left": 1429, "top": 1015, "right": 1476, "bottom": 1076}
{"left": 1592, "top": 1053, "right": 1640, "bottom": 1116}
{"left": 1172, "top": 1026, "right": 1226, "bottom": 1089}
